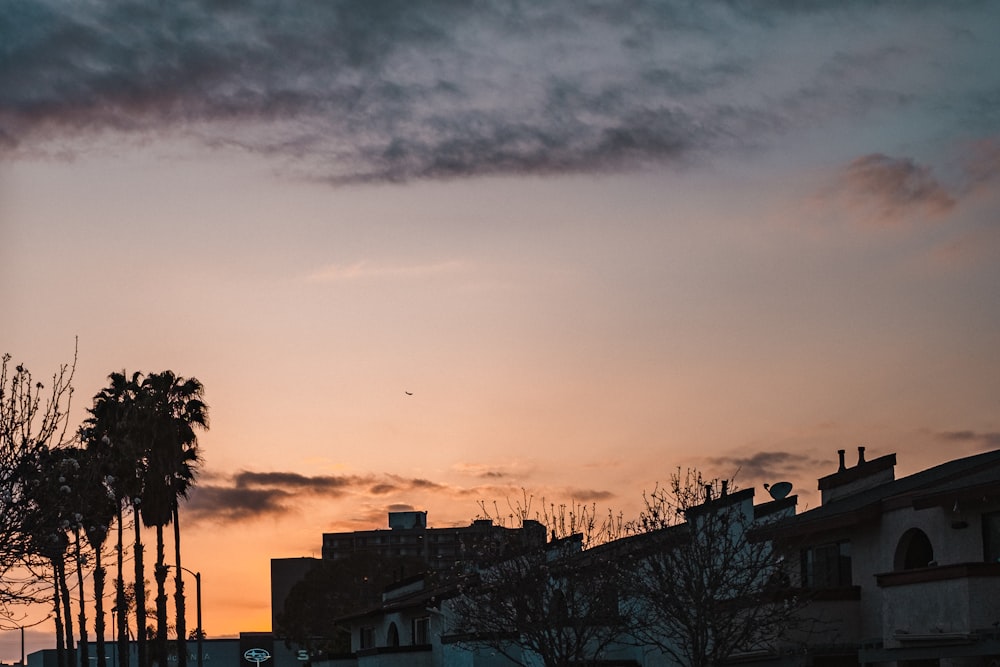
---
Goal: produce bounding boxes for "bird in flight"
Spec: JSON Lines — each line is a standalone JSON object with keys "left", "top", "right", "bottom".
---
{"left": 405, "top": 391, "right": 413, "bottom": 395}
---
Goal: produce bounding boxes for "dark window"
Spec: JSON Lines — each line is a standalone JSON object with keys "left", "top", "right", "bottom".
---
{"left": 412, "top": 617, "right": 430, "bottom": 645}
{"left": 894, "top": 528, "right": 933, "bottom": 571}
{"left": 984, "top": 512, "right": 1000, "bottom": 563}
{"left": 360, "top": 627, "right": 375, "bottom": 650}
{"left": 387, "top": 623, "right": 399, "bottom": 647}
{"left": 801, "top": 541, "right": 852, "bottom": 588}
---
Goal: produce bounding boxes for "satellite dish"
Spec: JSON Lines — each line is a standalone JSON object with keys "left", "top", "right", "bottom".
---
{"left": 765, "top": 481, "right": 793, "bottom": 500}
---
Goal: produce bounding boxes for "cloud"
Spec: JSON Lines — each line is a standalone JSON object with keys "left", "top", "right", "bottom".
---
{"left": 452, "top": 461, "right": 528, "bottom": 480}
{"left": 233, "top": 470, "right": 369, "bottom": 494}
{"left": 936, "top": 430, "right": 1000, "bottom": 450}
{"left": 183, "top": 470, "right": 377, "bottom": 523}
{"left": 706, "top": 450, "right": 825, "bottom": 485}
{"left": 181, "top": 467, "right": 522, "bottom": 524}
{"left": 558, "top": 488, "right": 616, "bottom": 502}
{"left": 835, "top": 153, "right": 956, "bottom": 224}
{"left": 184, "top": 485, "right": 292, "bottom": 522}
{"left": 3, "top": 2, "right": 994, "bottom": 183}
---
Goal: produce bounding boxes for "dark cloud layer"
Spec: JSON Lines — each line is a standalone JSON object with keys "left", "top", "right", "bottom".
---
{"left": 182, "top": 467, "right": 614, "bottom": 525}
{"left": 234, "top": 470, "right": 368, "bottom": 493}
{"left": 706, "top": 450, "right": 826, "bottom": 486}
{"left": 2, "top": 1, "right": 996, "bottom": 182}
{"left": 184, "top": 485, "right": 292, "bottom": 522}
{"left": 184, "top": 470, "right": 390, "bottom": 523}
{"left": 936, "top": 430, "right": 1000, "bottom": 450}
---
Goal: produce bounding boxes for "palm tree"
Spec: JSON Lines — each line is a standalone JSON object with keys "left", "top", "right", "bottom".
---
{"left": 84, "top": 370, "right": 207, "bottom": 667}
{"left": 72, "top": 442, "right": 119, "bottom": 667}
{"left": 136, "top": 372, "right": 207, "bottom": 667}
{"left": 83, "top": 372, "right": 146, "bottom": 667}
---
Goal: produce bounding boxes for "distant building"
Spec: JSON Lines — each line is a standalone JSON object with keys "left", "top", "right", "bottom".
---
{"left": 321, "top": 511, "right": 546, "bottom": 567}
{"left": 269, "top": 557, "right": 321, "bottom": 635}
{"left": 270, "top": 511, "right": 546, "bottom": 638}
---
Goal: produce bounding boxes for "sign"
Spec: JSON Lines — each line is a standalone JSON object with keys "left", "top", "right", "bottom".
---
{"left": 243, "top": 649, "right": 271, "bottom": 666}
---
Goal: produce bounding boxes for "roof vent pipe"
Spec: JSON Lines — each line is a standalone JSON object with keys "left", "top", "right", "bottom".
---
{"left": 858, "top": 446, "right": 866, "bottom": 465}
{"left": 837, "top": 449, "right": 846, "bottom": 471}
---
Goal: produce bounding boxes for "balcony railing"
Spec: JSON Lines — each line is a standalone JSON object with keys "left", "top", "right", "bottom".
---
{"left": 875, "top": 562, "right": 1000, "bottom": 647}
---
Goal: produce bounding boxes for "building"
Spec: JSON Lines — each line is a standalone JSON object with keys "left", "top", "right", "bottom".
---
{"left": 320, "top": 511, "right": 546, "bottom": 567}
{"left": 772, "top": 446, "right": 1000, "bottom": 666}
{"left": 270, "top": 512, "right": 546, "bottom": 642}
{"left": 316, "top": 448, "right": 1000, "bottom": 667}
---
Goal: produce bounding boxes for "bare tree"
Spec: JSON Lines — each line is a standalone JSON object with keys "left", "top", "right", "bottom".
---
{"left": 0, "top": 348, "right": 76, "bottom": 619}
{"left": 626, "top": 469, "right": 802, "bottom": 667}
{"left": 448, "top": 494, "right": 635, "bottom": 667}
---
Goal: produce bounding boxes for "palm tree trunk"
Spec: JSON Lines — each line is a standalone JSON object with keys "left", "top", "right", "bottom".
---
{"left": 154, "top": 525, "right": 168, "bottom": 667}
{"left": 58, "top": 558, "right": 75, "bottom": 667}
{"left": 173, "top": 508, "right": 187, "bottom": 667}
{"left": 133, "top": 509, "right": 147, "bottom": 667}
{"left": 116, "top": 509, "right": 130, "bottom": 667}
{"left": 53, "top": 560, "right": 66, "bottom": 667}
{"left": 94, "top": 543, "right": 107, "bottom": 667}
{"left": 73, "top": 528, "right": 89, "bottom": 667}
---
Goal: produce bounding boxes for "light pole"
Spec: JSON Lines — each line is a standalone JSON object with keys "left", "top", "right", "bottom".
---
{"left": 167, "top": 565, "right": 203, "bottom": 667}
{"left": 12, "top": 616, "right": 51, "bottom": 667}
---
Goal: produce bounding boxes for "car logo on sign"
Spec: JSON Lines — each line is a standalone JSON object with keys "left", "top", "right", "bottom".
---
{"left": 244, "top": 649, "right": 271, "bottom": 666}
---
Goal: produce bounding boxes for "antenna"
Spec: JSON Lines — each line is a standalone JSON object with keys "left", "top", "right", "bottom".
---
{"left": 765, "top": 481, "right": 793, "bottom": 500}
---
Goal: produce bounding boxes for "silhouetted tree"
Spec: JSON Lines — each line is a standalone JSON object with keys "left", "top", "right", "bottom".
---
{"left": 72, "top": 442, "right": 119, "bottom": 667}
{"left": 0, "top": 350, "right": 76, "bottom": 612}
{"left": 448, "top": 529, "right": 634, "bottom": 667}
{"left": 448, "top": 496, "right": 634, "bottom": 667}
{"left": 626, "top": 469, "right": 802, "bottom": 667}
{"left": 20, "top": 446, "right": 79, "bottom": 667}
{"left": 134, "top": 371, "right": 207, "bottom": 667}
{"left": 84, "top": 371, "right": 145, "bottom": 667}
{"left": 84, "top": 370, "right": 207, "bottom": 667}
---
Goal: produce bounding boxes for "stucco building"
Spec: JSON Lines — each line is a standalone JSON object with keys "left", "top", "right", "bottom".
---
{"left": 318, "top": 447, "right": 1000, "bottom": 667}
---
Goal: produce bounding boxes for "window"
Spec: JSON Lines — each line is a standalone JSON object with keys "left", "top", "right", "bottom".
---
{"left": 801, "top": 540, "right": 852, "bottom": 588}
{"left": 894, "top": 528, "right": 933, "bottom": 571}
{"left": 387, "top": 623, "right": 399, "bottom": 647}
{"left": 360, "top": 627, "right": 375, "bottom": 650}
{"left": 983, "top": 512, "right": 1000, "bottom": 563}
{"left": 412, "top": 617, "right": 430, "bottom": 645}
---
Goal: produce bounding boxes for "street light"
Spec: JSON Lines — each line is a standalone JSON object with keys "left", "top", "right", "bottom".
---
{"left": 10, "top": 615, "right": 51, "bottom": 667}
{"left": 166, "top": 565, "right": 203, "bottom": 667}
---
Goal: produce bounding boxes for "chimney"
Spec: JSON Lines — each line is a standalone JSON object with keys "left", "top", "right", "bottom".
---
{"left": 704, "top": 484, "right": 713, "bottom": 503}
{"left": 819, "top": 448, "right": 896, "bottom": 505}
{"left": 721, "top": 480, "right": 729, "bottom": 497}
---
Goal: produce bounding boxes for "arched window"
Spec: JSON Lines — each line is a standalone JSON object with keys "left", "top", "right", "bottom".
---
{"left": 387, "top": 622, "right": 400, "bottom": 647}
{"left": 894, "top": 528, "right": 934, "bottom": 570}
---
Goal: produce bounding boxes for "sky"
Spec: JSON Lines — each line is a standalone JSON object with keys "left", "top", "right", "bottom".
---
{"left": 2, "top": 0, "right": 1000, "bottom": 659}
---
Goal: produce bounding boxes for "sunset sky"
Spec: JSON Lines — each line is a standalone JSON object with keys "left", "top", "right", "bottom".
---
{"left": 3, "top": 1, "right": 1000, "bottom": 660}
